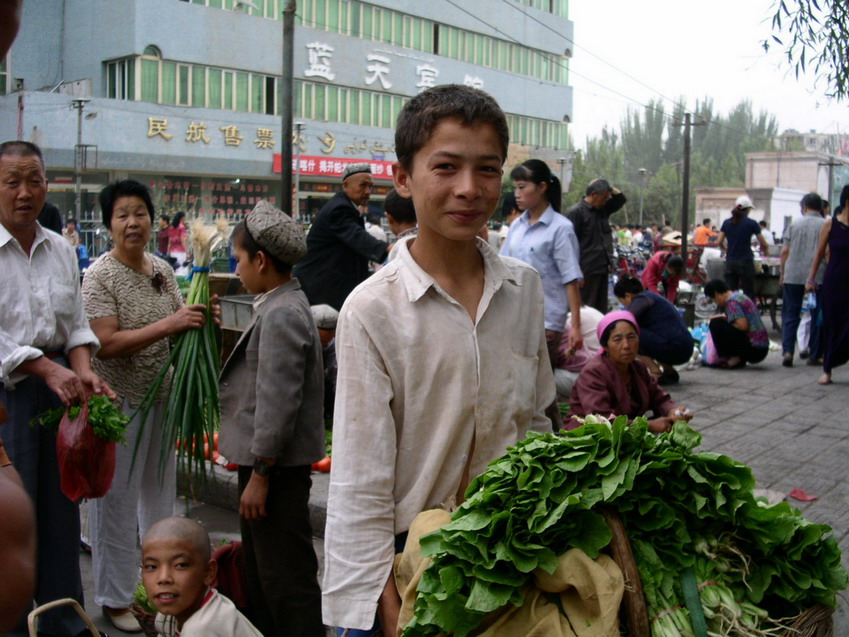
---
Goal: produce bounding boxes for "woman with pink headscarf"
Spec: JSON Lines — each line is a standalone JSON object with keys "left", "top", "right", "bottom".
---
{"left": 568, "top": 311, "right": 692, "bottom": 433}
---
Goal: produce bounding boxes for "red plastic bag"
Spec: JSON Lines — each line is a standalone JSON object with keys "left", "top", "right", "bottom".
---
{"left": 55, "top": 402, "right": 116, "bottom": 502}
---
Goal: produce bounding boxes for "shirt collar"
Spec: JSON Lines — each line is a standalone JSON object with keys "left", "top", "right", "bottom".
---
{"left": 0, "top": 221, "right": 51, "bottom": 253}
{"left": 519, "top": 205, "right": 556, "bottom": 227}
{"left": 252, "top": 278, "right": 300, "bottom": 310}
{"left": 395, "top": 235, "right": 518, "bottom": 303}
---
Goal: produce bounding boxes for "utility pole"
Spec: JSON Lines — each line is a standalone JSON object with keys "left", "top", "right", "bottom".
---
{"left": 818, "top": 159, "right": 845, "bottom": 205}
{"left": 672, "top": 114, "right": 706, "bottom": 273}
{"left": 638, "top": 168, "right": 648, "bottom": 227}
{"left": 70, "top": 98, "right": 90, "bottom": 221}
{"left": 293, "top": 121, "right": 305, "bottom": 220}
{"left": 280, "top": 0, "right": 296, "bottom": 215}
{"left": 681, "top": 113, "right": 691, "bottom": 260}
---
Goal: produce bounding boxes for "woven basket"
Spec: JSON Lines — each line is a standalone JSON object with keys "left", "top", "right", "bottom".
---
{"left": 601, "top": 508, "right": 835, "bottom": 637}
{"left": 130, "top": 603, "right": 159, "bottom": 637}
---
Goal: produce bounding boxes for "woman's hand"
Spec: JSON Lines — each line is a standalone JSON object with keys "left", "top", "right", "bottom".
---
{"left": 670, "top": 406, "right": 693, "bottom": 422}
{"left": 167, "top": 304, "right": 207, "bottom": 335}
{"left": 647, "top": 416, "right": 674, "bottom": 433}
{"left": 568, "top": 324, "right": 584, "bottom": 353}
{"left": 209, "top": 294, "right": 222, "bottom": 326}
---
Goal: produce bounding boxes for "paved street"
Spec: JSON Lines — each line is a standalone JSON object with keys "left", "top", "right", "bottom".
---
{"left": 76, "top": 343, "right": 849, "bottom": 635}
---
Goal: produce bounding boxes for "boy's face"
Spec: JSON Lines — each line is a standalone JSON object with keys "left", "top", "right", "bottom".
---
{"left": 232, "top": 242, "right": 263, "bottom": 295}
{"left": 393, "top": 118, "right": 503, "bottom": 244}
{"left": 142, "top": 537, "right": 216, "bottom": 627}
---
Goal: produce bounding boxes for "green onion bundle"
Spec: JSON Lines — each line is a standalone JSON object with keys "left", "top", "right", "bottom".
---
{"left": 134, "top": 218, "right": 229, "bottom": 480}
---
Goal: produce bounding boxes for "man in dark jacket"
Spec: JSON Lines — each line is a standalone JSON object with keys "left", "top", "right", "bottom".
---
{"left": 295, "top": 164, "right": 389, "bottom": 310}
{"left": 566, "top": 179, "right": 626, "bottom": 313}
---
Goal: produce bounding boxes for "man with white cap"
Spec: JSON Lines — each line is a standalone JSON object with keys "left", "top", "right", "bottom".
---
{"left": 295, "top": 163, "right": 389, "bottom": 310}
{"left": 717, "top": 195, "right": 769, "bottom": 300}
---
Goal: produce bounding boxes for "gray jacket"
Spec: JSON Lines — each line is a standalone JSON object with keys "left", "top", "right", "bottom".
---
{"left": 218, "top": 279, "right": 325, "bottom": 467}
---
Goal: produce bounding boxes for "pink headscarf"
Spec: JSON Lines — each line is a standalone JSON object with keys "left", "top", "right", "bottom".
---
{"left": 596, "top": 310, "right": 639, "bottom": 350}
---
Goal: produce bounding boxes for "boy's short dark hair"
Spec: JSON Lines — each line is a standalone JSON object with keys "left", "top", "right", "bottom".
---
{"left": 667, "top": 255, "right": 684, "bottom": 271}
{"left": 702, "top": 218, "right": 711, "bottom": 225}
{"left": 383, "top": 189, "right": 416, "bottom": 224}
{"left": 231, "top": 219, "right": 292, "bottom": 275}
{"left": 394, "top": 84, "right": 509, "bottom": 171}
{"left": 99, "top": 180, "right": 155, "bottom": 229}
{"left": 703, "top": 278, "right": 729, "bottom": 299}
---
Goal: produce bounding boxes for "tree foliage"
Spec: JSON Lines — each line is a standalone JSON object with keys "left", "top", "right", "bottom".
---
{"left": 768, "top": 0, "right": 849, "bottom": 100}
{"left": 566, "top": 99, "right": 778, "bottom": 227}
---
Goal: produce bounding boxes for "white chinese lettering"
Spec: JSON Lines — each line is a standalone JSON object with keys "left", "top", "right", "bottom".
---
{"left": 463, "top": 75, "right": 484, "bottom": 89}
{"left": 305, "top": 42, "right": 336, "bottom": 81}
{"left": 416, "top": 64, "right": 439, "bottom": 90}
{"left": 364, "top": 54, "right": 392, "bottom": 90}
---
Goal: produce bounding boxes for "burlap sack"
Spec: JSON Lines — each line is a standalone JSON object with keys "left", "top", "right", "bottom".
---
{"left": 396, "top": 510, "right": 624, "bottom": 636}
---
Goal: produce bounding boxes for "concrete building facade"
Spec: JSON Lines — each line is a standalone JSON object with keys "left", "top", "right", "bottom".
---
{"left": 1, "top": 0, "right": 573, "bottom": 230}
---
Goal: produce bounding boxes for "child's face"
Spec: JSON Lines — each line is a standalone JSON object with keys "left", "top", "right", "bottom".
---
{"left": 232, "top": 242, "right": 263, "bottom": 294}
{"left": 142, "top": 537, "right": 216, "bottom": 628}
{"left": 393, "top": 118, "right": 503, "bottom": 244}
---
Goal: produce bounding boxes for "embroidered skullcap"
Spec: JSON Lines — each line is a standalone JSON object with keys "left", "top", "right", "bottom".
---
{"left": 311, "top": 304, "right": 339, "bottom": 330}
{"left": 245, "top": 200, "right": 307, "bottom": 265}
{"left": 343, "top": 163, "right": 372, "bottom": 181}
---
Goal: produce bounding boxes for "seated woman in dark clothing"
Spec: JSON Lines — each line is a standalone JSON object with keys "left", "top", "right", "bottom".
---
{"left": 569, "top": 311, "right": 692, "bottom": 433}
{"left": 613, "top": 275, "right": 695, "bottom": 385}
{"left": 703, "top": 279, "right": 769, "bottom": 368}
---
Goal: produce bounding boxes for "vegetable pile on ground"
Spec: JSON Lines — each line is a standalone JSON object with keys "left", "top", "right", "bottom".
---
{"left": 405, "top": 416, "right": 847, "bottom": 636}
{"left": 31, "top": 394, "right": 129, "bottom": 443}
{"left": 135, "top": 218, "right": 228, "bottom": 479}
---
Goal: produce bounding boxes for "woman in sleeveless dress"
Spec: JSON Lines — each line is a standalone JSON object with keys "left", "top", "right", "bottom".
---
{"left": 806, "top": 185, "right": 849, "bottom": 385}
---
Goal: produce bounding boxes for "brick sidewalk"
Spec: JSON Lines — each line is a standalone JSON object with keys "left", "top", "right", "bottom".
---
{"left": 79, "top": 346, "right": 848, "bottom": 634}
{"left": 670, "top": 347, "right": 849, "bottom": 630}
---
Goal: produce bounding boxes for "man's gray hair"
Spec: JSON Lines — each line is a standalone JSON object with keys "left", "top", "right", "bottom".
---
{"left": 586, "top": 179, "right": 612, "bottom": 196}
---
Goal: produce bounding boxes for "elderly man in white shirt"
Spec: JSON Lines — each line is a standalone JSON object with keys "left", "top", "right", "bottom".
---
{"left": 0, "top": 140, "right": 111, "bottom": 637}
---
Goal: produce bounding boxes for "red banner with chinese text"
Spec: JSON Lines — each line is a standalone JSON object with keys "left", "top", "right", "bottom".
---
{"left": 272, "top": 154, "right": 395, "bottom": 180}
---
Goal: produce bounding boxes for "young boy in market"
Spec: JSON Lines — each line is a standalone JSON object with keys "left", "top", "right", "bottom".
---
{"left": 218, "top": 200, "right": 325, "bottom": 636}
{"left": 322, "top": 84, "right": 555, "bottom": 635}
{"left": 141, "top": 517, "right": 261, "bottom": 637}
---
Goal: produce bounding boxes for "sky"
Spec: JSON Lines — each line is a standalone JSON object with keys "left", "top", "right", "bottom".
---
{"left": 566, "top": 0, "right": 849, "bottom": 149}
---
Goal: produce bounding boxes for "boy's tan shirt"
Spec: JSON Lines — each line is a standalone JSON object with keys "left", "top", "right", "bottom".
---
{"left": 322, "top": 237, "right": 555, "bottom": 629}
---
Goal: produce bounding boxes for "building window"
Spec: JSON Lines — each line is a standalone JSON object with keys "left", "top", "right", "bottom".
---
{"left": 110, "top": 53, "right": 278, "bottom": 114}
{"left": 106, "top": 57, "right": 136, "bottom": 100}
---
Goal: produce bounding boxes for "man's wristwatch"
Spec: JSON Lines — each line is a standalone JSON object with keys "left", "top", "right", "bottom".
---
{"left": 252, "top": 458, "right": 273, "bottom": 476}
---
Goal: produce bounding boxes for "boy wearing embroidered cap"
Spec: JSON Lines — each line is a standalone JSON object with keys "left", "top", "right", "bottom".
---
{"left": 218, "top": 200, "right": 325, "bottom": 636}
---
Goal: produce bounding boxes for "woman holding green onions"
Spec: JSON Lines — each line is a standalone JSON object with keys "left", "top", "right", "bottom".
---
{"left": 81, "top": 180, "right": 212, "bottom": 633}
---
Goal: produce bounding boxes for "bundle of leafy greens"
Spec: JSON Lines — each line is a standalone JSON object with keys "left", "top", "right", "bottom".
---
{"left": 405, "top": 416, "right": 847, "bottom": 637}
{"left": 30, "top": 394, "right": 130, "bottom": 444}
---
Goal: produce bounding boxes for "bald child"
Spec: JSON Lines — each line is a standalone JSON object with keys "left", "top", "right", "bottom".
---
{"left": 142, "top": 517, "right": 261, "bottom": 637}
